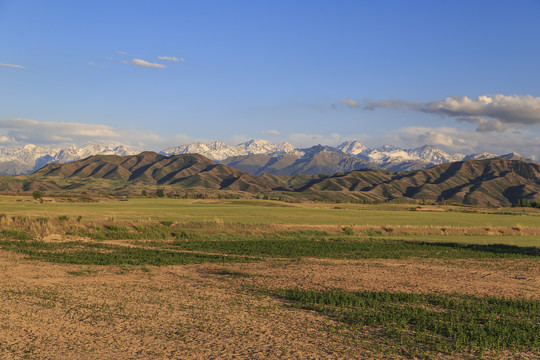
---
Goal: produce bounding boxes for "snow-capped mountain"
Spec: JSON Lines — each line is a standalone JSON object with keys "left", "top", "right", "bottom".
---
{"left": 336, "top": 141, "right": 464, "bottom": 166}
{"left": 160, "top": 139, "right": 297, "bottom": 160}
{"left": 0, "top": 144, "right": 137, "bottom": 175}
{"left": 336, "top": 141, "right": 368, "bottom": 155}
{"left": 461, "top": 152, "right": 535, "bottom": 163}
{"left": 462, "top": 152, "right": 499, "bottom": 161}
{"left": 0, "top": 139, "right": 536, "bottom": 175}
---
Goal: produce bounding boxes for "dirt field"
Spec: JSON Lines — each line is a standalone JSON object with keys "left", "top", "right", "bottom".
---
{"left": 1, "top": 248, "right": 537, "bottom": 359}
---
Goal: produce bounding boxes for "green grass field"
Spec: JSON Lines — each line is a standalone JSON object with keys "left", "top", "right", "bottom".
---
{"left": 0, "top": 194, "right": 538, "bottom": 358}
{"left": 2, "top": 196, "right": 540, "bottom": 228}
{"left": 273, "top": 288, "right": 539, "bottom": 357}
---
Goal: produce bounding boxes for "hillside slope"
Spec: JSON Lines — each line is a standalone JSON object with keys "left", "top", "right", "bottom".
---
{"left": 25, "top": 152, "right": 278, "bottom": 192}
{"left": 1, "top": 153, "right": 539, "bottom": 206}
{"left": 301, "top": 159, "right": 540, "bottom": 206}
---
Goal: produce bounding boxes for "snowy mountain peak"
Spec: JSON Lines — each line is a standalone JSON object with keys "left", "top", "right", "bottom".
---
{"left": 408, "top": 145, "right": 464, "bottom": 164}
{"left": 462, "top": 152, "right": 498, "bottom": 161}
{"left": 242, "top": 139, "right": 279, "bottom": 153}
{"left": 0, "top": 143, "right": 137, "bottom": 175}
{"left": 337, "top": 141, "right": 367, "bottom": 155}
{"left": 161, "top": 139, "right": 298, "bottom": 161}
{"left": 0, "top": 139, "right": 536, "bottom": 175}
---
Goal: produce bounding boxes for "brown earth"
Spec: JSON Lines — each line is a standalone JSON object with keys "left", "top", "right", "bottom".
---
{"left": 0, "top": 249, "right": 538, "bottom": 359}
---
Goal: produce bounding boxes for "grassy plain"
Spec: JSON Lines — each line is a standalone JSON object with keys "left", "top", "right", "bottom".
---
{"left": 2, "top": 195, "right": 540, "bottom": 226}
{"left": 0, "top": 195, "right": 538, "bottom": 359}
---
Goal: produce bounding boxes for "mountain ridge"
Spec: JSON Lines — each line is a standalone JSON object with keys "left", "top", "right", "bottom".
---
{"left": 2, "top": 151, "right": 539, "bottom": 206}
{"left": 0, "top": 139, "right": 536, "bottom": 176}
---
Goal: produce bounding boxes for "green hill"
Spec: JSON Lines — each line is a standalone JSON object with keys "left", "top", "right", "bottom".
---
{"left": 1, "top": 152, "right": 538, "bottom": 206}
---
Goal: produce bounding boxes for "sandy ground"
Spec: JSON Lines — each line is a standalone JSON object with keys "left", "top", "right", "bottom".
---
{"left": 0, "top": 250, "right": 538, "bottom": 359}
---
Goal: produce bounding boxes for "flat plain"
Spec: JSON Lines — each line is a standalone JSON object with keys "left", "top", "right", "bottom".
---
{"left": 0, "top": 195, "right": 538, "bottom": 359}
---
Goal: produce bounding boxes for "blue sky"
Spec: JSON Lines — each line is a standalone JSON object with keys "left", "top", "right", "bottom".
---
{"left": 1, "top": 0, "right": 540, "bottom": 157}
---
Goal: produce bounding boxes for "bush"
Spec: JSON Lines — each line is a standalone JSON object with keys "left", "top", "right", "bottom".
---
{"left": 32, "top": 191, "right": 43, "bottom": 200}
{"left": 342, "top": 226, "right": 354, "bottom": 236}
{"left": 1, "top": 229, "right": 33, "bottom": 240}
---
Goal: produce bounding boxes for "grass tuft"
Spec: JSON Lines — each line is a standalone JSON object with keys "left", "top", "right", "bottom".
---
{"left": 275, "top": 288, "right": 539, "bottom": 356}
{"left": 1, "top": 229, "right": 33, "bottom": 240}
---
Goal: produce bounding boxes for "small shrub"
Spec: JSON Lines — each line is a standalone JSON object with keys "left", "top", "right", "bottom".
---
{"left": 342, "top": 227, "right": 354, "bottom": 236}
{"left": 104, "top": 224, "right": 129, "bottom": 232}
{"left": 160, "top": 220, "right": 174, "bottom": 227}
{"left": 57, "top": 215, "right": 69, "bottom": 221}
{"left": 1, "top": 229, "right": 33, "bottom": 240}
{"left": 364, "top": 228, "right": 383, "bottom": 236}
{"left": 382, "top": 227, "right": 393, "bottom": 234}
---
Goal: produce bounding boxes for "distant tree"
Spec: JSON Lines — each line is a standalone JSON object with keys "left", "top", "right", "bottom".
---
{"left": 141, "top": 189, "right": 147, "bottom": 197}
{"left": 32, "top": 190, "right": 43, "bottom": 200}
{"left": 155, "top": 188, "right": 165, "bottom": 198}
{"left": 513, "top": 198, "right": 539, "bottom": 208}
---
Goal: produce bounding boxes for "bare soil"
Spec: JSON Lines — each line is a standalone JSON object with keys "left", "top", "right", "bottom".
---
{"left": 0, "top": 250, "right": 538, "bottom": 359}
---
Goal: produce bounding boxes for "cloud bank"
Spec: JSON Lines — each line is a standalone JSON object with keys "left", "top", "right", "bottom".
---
{"left": 0, "top": 118, "right": 119, "bottom": 145}
{"left": 1, "top": 118, "right": 538, "bottom": 159}
{"left": 0, "top": 118, "right": 199, "bottom": 151}
{"left": 357, "top": 94, "right": 540, "bottom": 132}
{"left": 378, "top": 126, "right": 540, "bottom": 158}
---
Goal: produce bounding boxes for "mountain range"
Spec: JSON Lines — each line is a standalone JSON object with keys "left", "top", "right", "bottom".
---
{"left": 2, "top": 152, "right": 539, "bottom": 206}
{"left": 0, "top": 139, "right": 536, "bottom": 176}
{"left": 0, "top": 144, "right": 135, "bottom": 175}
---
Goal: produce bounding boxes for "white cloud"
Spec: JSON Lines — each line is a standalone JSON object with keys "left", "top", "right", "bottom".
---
{"left": 0, "top": 62, "right": 25, "bottom": 69}
{"left": 157, "top": 56, "right": 183, "bottom": 63}
{"left": 456, "top": 116, "right": 507, "bottom": 132}
{"left": 122, "top": 59, "right": 166, "bottom": 68}
{"left": 0, "top": 118, "right": 203, "bottom": 151}
{"left": 261, "top": 129, "right": 281, "bottom": 135}
{"left": 340, "top": 98, "right": 359, "bottom": 108}
{"left": 361, "top": 94, "right": 540, "bottom": 131}
{"left": 0, "top": 118, "right": 119, "bottom": 145}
